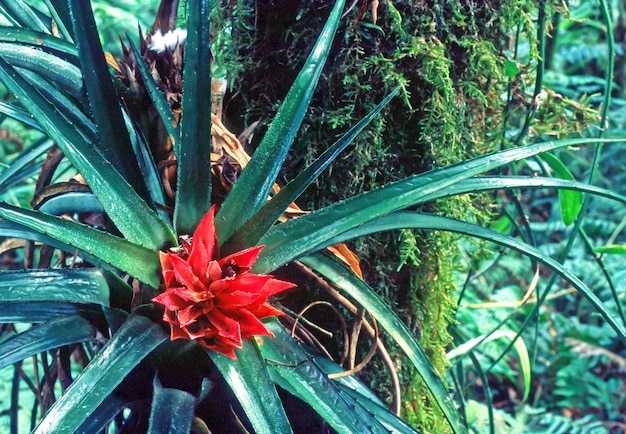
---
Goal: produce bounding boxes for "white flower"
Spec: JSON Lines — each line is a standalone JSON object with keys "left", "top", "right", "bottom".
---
{"left": 148, "top": 28, "right": 188, "bottom": 53}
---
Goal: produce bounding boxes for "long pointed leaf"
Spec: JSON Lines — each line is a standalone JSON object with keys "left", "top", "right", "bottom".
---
{"left": 226, "top": 87, "right": 400, "bottom": 252}
{"left": 0, "top": 302, "right": 89, "bottom": 323}
{"left": 254, "top": 137, "right": 622, "bottom": 274}
{"left": 0, "top": 268, "right": 112, "bottom": 305}
{"left": 0, "top": 57, "right": 176, "bottom": 249}
{"left": 208, "top": 340, "right": 293, "bottom": 434}
{"left": 299, "top": 253, "right": 467, "bottom": 433}
{"left": 21, "top": 69, "right": 96, "bottom": 141}
{"left": 0, "top": 314, "right": 97, "bottom": 370}
{"left": 34, "top": 313, "right": 168, "bottom": 434}
{"left": 68, "top": 0, "right": 149, "bottom": 199}
{"left": 0, "top": 26, "right": 77, "bottom": 57}
{"left": 0, "top": 0, "right": 50, "bottom": 33}
{"left": 216, "top": 0, "right": 347, "bottom": 243}
{"left": 419, "top": 176, "right": 626, "bottom": 206}
{"left": 0, "top": 203, "right": 160, "bottom": 286}
{"left": 260, "top": 318, "right": 413, "bottom": 433}
{"left": 321, "top": 211, "right": 626, "bottom": 343}
{"left": 174, "top": 0, "right": 212, "bottom": 234}
{"left": 0, "top": 42, "right": 83, "bottom": 98}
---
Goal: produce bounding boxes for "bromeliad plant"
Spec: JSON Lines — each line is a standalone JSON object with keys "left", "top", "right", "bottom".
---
{"left": 0, "top": 0, "right": 625, "bottom": 433}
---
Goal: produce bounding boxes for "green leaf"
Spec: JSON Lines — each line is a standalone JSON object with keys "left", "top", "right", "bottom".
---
{"left": 0, "top": 267, "right": 132, "bottom": 312}
{"left": 0, "top": 313, "right": 97, "bottom": 370}
{"left": 594, "top": 245, "right": 626, "bottom": 254}
{"left": 0, "top": 100, "right": 44, "bottom": 130}
{"left": 0, "top": 57, "right": 177, "bottom": 249}
{"left": 37, "top": 192, "right": 104, "bottom": 215}
{"left": 125, "top": 114, "right": 173, "bottom": 226}
{"left": 312, "top": 356, "right": 418, "bottom": 433}
{"left": 0, "top": 0, "right": 51, "bottom": 33}
{"left": 216, "top": 0, "right": 347, "bottom": 243}
{"left": 225, "top": 87, "right": 400, "bottom": 253}
{"left": 75, "top": 394, "right": 128, "bottom": 434}
{"left": 68, "top": 0, "right": 150, "bottom": 200}
{"left": 260, "top": 318, "right": 415, "bottom": 433}
{"left": 0, "top": 221, "right": 123, "bottom": 274}
{"left": 0, "top": 42, "right": 83, "bottom": 98}
{"left": 0, "top": 26, "right": 77, "bottom": 57}
{"left": 254, "top": 137, "right": 622, "bottom": 274}
{"left": 322, "top": 211, "right": 626, "bottom": 343}
{"left": 148, "top": 383, "right": 196, "bottom": 434}
{"left": 47, "top": 0, "right": 74, "bottom": 41}
{"left": 20, "top": 69, "right": 97, "bottom": 141}
{"left": 299, "top": 253, "right": 467, "bottom": 433}
{"left": 504, "top": 59, "right": 520, "bottom": 78}
{"left": 0, "top": 301, "right": 88, "bottom": 323}
{"left": 34, "top": 313, "right": 168, "bottom": 434}
{"left": 0, "top": 268, "right": 111, "bottom": 305}
{"left": 538, "top": 152, "right": 582, "bottom": 226}
{"left": 41, "top": 0, "right": 73, "bottom": 41}
{"left": 175, "top": 0, "right": 212, "bottom": 234}
{"left": 0, "top": 203, "right": 161, "bottom": 286}
{"left": 0, "top": 137, "right": 52, "bottom": 195}
{"left": 207, "top": 340, "right": 293, "bottom": 434}
{"left": 416, "top": 175, "right": 626, "bottom": 206}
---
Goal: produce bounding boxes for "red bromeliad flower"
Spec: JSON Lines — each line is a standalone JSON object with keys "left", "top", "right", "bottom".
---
{"left": 153, "top": 206, "right": 295, "bottom": 359}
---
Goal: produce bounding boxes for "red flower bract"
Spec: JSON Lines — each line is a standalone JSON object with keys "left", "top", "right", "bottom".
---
{"left": 153, "top": 206, "right": 295, "bottom": 359}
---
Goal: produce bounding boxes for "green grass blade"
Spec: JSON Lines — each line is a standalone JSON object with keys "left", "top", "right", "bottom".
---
{"left": 538, "top": 152, "right": 582, "bottom": 226}
{"left": 207, "top": 340, "right": 293, "bottom": 434}
{"left": 41, "top": 0, "right": 73, "bottom": 41}
{"left": 215, "top": 0, "right": 347, "bottom": 243}
{"left": 174, "top": 0, "right": 212, "bottom": 234}
{"left": 322, "top": 211, "right": 626, "bottom": 343}
{"left": 299, "top": 253, "right": 467, "bottom": 433}
{"left": 260, "top": 318, "right": 411, "bottom": 433}
{"left": 33, "top": 313, "right": 168, "bottom": 434}
{"left": 68, "top": 0, "right": 150, "bottom": 199}
{"left": 448, "top": 331, "right": 531, "bottom": 402}
{"left": 0, "top": 57, "right": 176, "bottom": 249}
{"left": 0, "top": 314, "right": 97, "bottom": 370}
{"left": 148, "top": 386, "right": 196, "bottom": 434}
{"left": 225, "top": 87, "right": 400, "bottom": 252}
{"left": 253, "top": 137, "right": 623, "bottom": 274}
{"left": 0, "top": 203, "right": 160, "bottom": 286}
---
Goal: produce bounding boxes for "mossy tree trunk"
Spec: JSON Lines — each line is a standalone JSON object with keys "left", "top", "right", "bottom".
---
{"left": 213, "top": 0, "right": 541, "bottom": 430}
